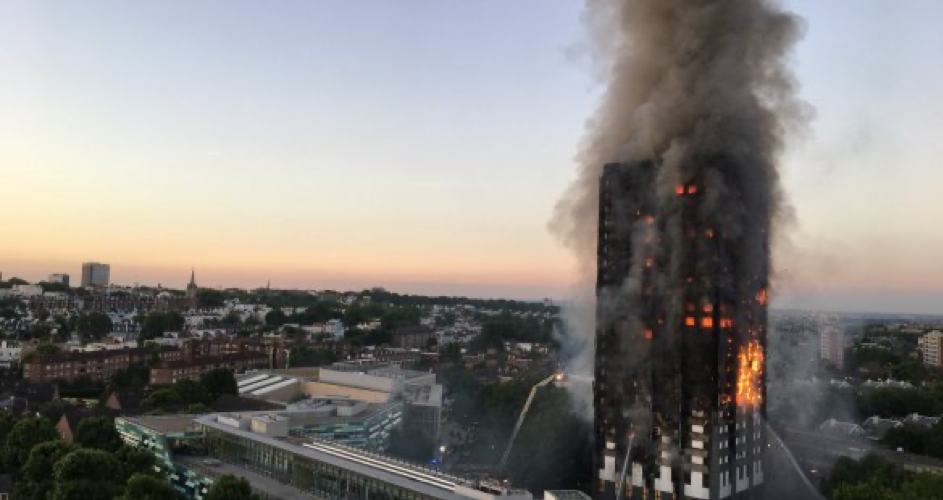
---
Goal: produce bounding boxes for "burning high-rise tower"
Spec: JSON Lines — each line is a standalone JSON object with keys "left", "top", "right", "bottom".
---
{"left": 551, "top": 1, "right": 802, "bottom": 496}
{"left": 593, "top": 159, "right": 769, "bottom": 500}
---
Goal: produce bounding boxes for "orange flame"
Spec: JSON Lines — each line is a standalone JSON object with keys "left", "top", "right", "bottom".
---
{"left": 736, "top": 341, "right": 764, "bottom": 407}
{"left": 756, "top": 289, "right": 768, "bottom": 306}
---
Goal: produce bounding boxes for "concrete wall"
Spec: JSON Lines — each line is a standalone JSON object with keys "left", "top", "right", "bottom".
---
{"left": 301, "top": 381, "right": 390, "bottom": 403}
{"left": 318, "top": 369, "right": 399, "bottom": 393}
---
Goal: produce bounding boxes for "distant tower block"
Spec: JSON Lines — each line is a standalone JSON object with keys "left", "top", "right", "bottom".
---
{"left": 81, "top": 262, "right": 110, "bottom": 288}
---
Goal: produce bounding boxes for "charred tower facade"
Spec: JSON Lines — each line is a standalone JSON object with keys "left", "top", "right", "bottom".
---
{"left": 594, "top": 161, "right": 768, "bottom": 500}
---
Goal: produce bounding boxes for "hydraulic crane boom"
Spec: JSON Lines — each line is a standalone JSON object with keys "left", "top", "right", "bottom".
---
{"left": 497, "top": 372, "right": 561, "bottom": 471}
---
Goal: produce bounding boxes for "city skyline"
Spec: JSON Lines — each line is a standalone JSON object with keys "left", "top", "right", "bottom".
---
{"left": 2, "top": 1, "right": 943, "bottom": 314}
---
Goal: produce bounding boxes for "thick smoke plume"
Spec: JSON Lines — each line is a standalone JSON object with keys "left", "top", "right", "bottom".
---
{"left": 552, "top": 0, "right": 807, "bottom": 418}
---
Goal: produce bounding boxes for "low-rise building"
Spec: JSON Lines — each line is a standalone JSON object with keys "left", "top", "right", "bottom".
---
{"left": 392, "top": 325, "right": 435, "bottom": 349}
{"left": 862, "top": 416, "right": 904, "bottom": 439}
{"left": 28, "top": 294, "right": 79, "bottom": 311}
{"left": 0, "top": 341, "right": 21, "bottom": 368}
{"left": 902, "top": 413, "right": 942, "bottom": 429}
{"left": 150, "top": 353, "right": 271, "bottom": 385}
{"left": 11, "top": 284, "right": 43, "bottom": 298}
{"left": 23, "top": 346, "right": 183, "bottom": 383}
{"left": 47, "top": 273, "right": 70, "bottom": 285}
{"left": 115, "top": 412, "right": 534, "bottom": 500}
{"left": 818, "top": 418, "right": 866, "bottom": 438}
{"left": 275, "top": 397, "right": 402, "bottom": 450}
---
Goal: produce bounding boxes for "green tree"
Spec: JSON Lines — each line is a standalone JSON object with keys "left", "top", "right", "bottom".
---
{"left": 4, "top": 416, "right": 59, "bottom": 469}
{"left": 265, "top": 308, "right": 288, "bottom": 327}
{"left": 0, "top": 412, "right": 18, "bottom": 446}
{"left": 897, "top": 472, "right": 943, "bottom": 500}
{"left": 289, "top": 346, "right": 338, "bottom": 368}
{"left": 891, "top": 360, "right": 929, "bottom": 385}
{"left": 37, "top": 400, "right": 75, "bottom": 424}
{"left": 144, "top": 388, "right": 183, "bottom": 411}
{"left": 823, "top": 455, "right": 908, "bottom": 499}
{"left": 196, "top": 289, "right": 226, "bottom": 309}
{"left": 834, "top": 480, "right": 893, "bottom": 500}
{"left": 109, "top": 365, "right": 150, "bottom": 391}
{"left": 219, "top": 311, "right": 243, "bottom": 329}
{"left": 75, "top": 416, "right": 123, "bottom": 452}
{"left": 856, "top": 388, "right": 943, "bottom": 418}
{"left": 173, "top": 379, "right": 211, "bottom": 406}
{"left": 115, "top": 444, "right": 158, "bottom": 480}
{"left": 206, "top": 475, "right": 261, "bottom": 500}
{"left": 139, "top": 311, "right": 185, "bottom": 342}
{"left": 201, "top": 369, "right": 238, "bottom": 400}
{"left": 39, "top": 282, "right": 70, "bottom": 293}
{"left": 506, "top": 390, "right": 593, "bottom": 493}
{"left": 469, "top": 313, "right": 555, "bottom": 353}
{"left": 295, "top": 302, "right": 342, "bottom": 325}
{"left": 23, "top": 343, "right": 61, "bottom": 362}
{"left": 380, "top": 307, "right": 422, "bottom": 330}
{"left": 75, "top": 312, "right": 112, "bottom": 340}
{"left": 116, "top": 473, "right": 182, "bottom": 500}
{"left": 441, "top": 343, "right": 462, "bottom": 364}
{"left": 50, "top": 449, "right": 125, "bottom": 500}
{"left": 15, "top": 441, "right": 73, "bottom": 500}
{"left": 883, "top": 425, "right": 929, "bottom": 455}
{"left": 187, "top": 403, "right": 211, "bottom": 414}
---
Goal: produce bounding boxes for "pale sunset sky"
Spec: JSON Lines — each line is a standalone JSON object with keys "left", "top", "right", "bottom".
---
{"left": 1, "top": 1, "right": 942, "bottom": 313}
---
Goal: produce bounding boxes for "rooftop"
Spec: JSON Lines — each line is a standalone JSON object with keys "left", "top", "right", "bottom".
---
{"left": 195, "top": 414, "right": 479, "bottom": 500}
{"left": 156, "top": 352, "right": 269, "bottom": 369}
{"left": 325, "top": 361, "right": 431, "bottom": 382}
{"left": 119, "top": 414, "right": 201, "bottom": 434}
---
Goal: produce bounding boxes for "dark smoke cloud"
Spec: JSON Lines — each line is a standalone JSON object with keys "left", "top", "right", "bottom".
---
{"left": 551, "top": 0, "right": 809, "bottom": 419}
{"left": 553, "top": 0, "right": 806, "bottom": 257}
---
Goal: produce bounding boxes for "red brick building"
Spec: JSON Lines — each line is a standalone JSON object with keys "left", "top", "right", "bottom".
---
{"left": 23, "top": 347, "right": 183, "bottom": 384}
{"left": 182, "top": 338, "right": 287, "bottom": 367}
{"left": 391, "top": 325, "right": 435, "bottom": 349}
{"left": 149, "top": 352, "right": 270, "bottom": 385}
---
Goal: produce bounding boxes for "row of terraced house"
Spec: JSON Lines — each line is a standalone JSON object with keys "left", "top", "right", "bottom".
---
{"left": 22, "top": 338, "right": 286, "bottom": 386}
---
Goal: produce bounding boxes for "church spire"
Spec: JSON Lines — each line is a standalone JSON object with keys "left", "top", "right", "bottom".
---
{"left": 186, "top": 268, "right": 198, "bottom": 300}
